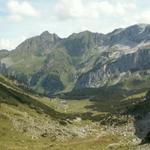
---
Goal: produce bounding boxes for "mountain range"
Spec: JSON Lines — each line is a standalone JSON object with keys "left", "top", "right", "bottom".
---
{"left": 0, "top": 24, "right": 150, "bottom": 95}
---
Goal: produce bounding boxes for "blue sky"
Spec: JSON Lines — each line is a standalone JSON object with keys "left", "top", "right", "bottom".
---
{"left": 0, "top": 0, "right": 150, "bottom": 50}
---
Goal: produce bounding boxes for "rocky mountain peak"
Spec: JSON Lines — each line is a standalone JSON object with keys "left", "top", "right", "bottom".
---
{"left": 40, "top": 31, "right": 61, "bottom": 42}
{"left": 1, "top": 23, "right": 150, "bottom": 94}
{"left": 40, "top": 31, "right": 50, "bottom": 36}
{"left": 104, "top": 24, "right": 150, "bottom": 47}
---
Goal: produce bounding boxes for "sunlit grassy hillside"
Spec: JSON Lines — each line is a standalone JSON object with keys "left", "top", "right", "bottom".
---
{"left": 0, "top": 75, "right": 149, "bottom": 149}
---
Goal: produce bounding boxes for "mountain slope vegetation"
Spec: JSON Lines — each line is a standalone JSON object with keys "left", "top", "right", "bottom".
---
{"left": 0, "top": 24, "right": 150, "bottom": 95}
{"left": 1, "top": 75, "right": 150, "bottom": 149}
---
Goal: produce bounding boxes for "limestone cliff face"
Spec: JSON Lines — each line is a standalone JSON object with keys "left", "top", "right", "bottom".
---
{"left": 0, "top": 24, "right": 150, "bottom": 94}
{"left": 75, "top": 48, "right": 150, "bottom": 89}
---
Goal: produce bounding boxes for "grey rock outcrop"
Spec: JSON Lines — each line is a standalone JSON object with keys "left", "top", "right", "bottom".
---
{"left": 0, "top": 24, "right": 150, "bottom": 94}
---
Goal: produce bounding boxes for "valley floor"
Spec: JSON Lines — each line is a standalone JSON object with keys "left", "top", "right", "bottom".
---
{"left": 0, "top": 100, "right": 147, "bottom": 150}
{"left": 0, "top": 76, "right": 150, "bottom": 150}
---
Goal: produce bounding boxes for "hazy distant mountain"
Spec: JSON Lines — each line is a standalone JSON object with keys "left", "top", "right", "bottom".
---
{"left": 0, "top": 24, "right": 150, "bottom": 95}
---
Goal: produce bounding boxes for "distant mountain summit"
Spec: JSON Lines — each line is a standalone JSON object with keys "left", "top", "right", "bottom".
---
{"left": 0, "top": 24, "right": 150, "bottom": 95}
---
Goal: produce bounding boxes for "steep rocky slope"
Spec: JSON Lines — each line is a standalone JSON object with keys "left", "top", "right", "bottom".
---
{"left": 75, "top": 48, "right": 150, "bottom": 89}
{"left": 0, "top": 24, "right": 150, "bottom": 95}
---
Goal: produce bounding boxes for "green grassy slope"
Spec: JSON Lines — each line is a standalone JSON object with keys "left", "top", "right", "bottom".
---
{"left": 0, "top": 75, "right": 150, "bottom": 149}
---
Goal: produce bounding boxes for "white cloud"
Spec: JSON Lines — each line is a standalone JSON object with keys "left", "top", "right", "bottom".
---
{"left": 120, "top": 9, "right": 150, "bottom": 27}
{"left": 0, "top": 37, "right": 26, "bottom": 50}
{"left": 53, "top": 0, "right": 137, "bottom": 20}
{"left": 7, "top": 0, "right": 40, "bottom": 22}
{"left": 139, "top": 10, "right": 150, "bottom": 22}
{"left": 8, "top": 14, "right": 23, "bottom": 22}
{"left": 51, "top": 0, "right": 150, "bottom": 34}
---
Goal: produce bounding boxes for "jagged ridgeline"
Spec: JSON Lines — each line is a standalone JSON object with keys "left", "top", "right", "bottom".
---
{"left": 0, "top": 24, "right": 150, "bottom": 95}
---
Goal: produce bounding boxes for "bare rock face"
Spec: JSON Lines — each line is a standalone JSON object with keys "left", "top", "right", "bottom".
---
{"left": 75, "top": 48, "right": 150, "bottom": 89}
{"left": 0, "top": 24, "right": 150, "bottom": 94}
{"left": 74, "top": 24, "right": 150, "bottom": 89}
{"left": 104, "top": 24, "right": 150, "bottom": 47}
